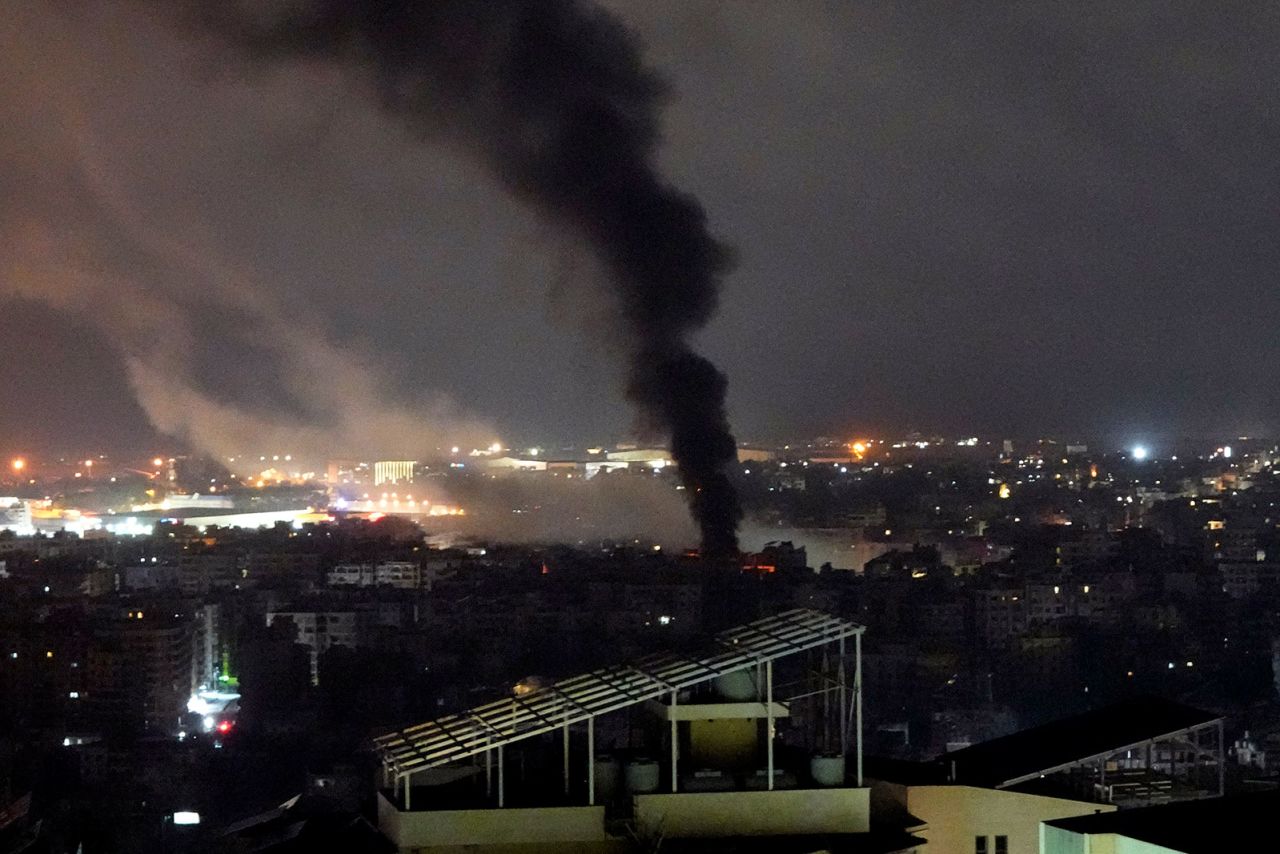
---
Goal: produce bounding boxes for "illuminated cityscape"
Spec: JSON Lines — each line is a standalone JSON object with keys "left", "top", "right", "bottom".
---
{"left": 2, "top": 436, "right": 1280, "bottom": 850}
{"left": 4, "top": 1, "right": 1280, "bottom": 853}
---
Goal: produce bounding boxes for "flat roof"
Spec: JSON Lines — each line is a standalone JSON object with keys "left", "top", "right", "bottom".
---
{"left": 942, "top": 697, "right": 1221, "bottom": 788}
{"left": 1046, "top": 790, "right": 1280, "bottom": 853}
{"left": 375, "top": 608, "right": 864, "bottom": 779}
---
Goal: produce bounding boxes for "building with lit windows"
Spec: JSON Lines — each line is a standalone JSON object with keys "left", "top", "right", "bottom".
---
{"left": 374, "top": 460, "right": 416, "bottom": 486}
{"left": 327, "top": 561, "right": 426, "bottom": 589}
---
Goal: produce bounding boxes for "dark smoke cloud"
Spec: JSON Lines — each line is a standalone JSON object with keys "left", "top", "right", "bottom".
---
{"left": 167, "top": 0, "right": 743, "bottom": 553}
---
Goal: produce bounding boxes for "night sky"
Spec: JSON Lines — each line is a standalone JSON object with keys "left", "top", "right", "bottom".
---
{"left": 2, "top": 1, "right": 1279, "bottom": 457}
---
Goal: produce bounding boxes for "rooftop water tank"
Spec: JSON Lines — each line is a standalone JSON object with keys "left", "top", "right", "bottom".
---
{"left": 713, "top": 668, "right": 758, "bottom": 701}
{"left": 810, "top": 753, "right": 846, "bottom": 787}
{"left": 625, "top": 758, "right": 661, "bottom": 794}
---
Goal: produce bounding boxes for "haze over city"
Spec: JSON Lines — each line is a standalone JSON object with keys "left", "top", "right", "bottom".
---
{"left": 2, "top": 2, "right": 1280, "bottom": 853}
{"left": 4, "top": 1, "right": 1279, "bottom": 461}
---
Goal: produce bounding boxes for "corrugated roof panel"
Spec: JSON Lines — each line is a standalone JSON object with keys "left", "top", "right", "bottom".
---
{"left": 376, "top": 608, "right": 864, "bottom": 776}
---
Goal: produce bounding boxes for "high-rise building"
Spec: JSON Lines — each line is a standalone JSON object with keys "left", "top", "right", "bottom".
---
{"left": 86, "top": 612, "right": 195, "bottom": 734}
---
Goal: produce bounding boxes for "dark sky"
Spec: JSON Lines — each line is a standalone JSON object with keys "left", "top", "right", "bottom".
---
{"left": 2, "top": 1, "right": 1279, "bottom": 458}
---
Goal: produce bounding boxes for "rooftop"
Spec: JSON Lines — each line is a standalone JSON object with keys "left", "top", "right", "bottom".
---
{"left": 941, "top": 696, "right": 1221, "bottom": 788}
{"left": 375, "top": 608, "right": 865, "bottom": 780}
{"left": 1046, "top": 790, "right": 1280, "bottom": 853}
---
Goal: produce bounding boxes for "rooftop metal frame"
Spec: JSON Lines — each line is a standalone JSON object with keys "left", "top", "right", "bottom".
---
{"left": 375, "top": 609, "right": 864, "bottom": 791}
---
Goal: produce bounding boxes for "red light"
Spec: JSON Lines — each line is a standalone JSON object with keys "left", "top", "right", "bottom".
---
{"left": 217, "top": 720, "right": 232, "bottom": 733}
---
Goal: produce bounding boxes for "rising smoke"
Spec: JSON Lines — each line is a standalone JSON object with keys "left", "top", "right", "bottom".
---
{"left": 0, "top": 3, "right": 494, "bottom": 467}
{"left": 170, "top": 0, "right": 744, "bottom": 554}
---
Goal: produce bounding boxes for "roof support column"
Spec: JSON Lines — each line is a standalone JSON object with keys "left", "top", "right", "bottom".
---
{"left": 855, "top": 630, "right": 863, "bottom": 786}
{"left": 563, "top": 719, "right": 571, "bottom": 796}
{"left": 588, "top": 716, "right": 596, "bottom": 806}
{"left": 670, "top": 689, "right": 679, "bottom": 792}
{"left": 405, "top": 772, "right": 412, "bottom": 810}
{"left": 822, "top": 646, "right": 831, "bottom": 752}
{"left": 838, "top": 635, "right": 848, "bottom": 756}
{"left": 766, "top": 659, "right": 775, "bottom": 790}
{"left": 498, "top": 744, "right": 505, "bottom": 808}
{"left": 1217, "top": 719, "right": 1225, "bottom": 796}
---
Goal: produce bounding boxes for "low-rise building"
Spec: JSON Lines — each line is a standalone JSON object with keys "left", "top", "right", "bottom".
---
{"left": 266, "top": 609, "right": 365, "bottom": 684}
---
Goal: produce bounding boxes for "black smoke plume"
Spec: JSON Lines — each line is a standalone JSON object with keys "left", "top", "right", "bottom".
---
{"left": 170, "top": 0, "right": 742, "bottom": 555}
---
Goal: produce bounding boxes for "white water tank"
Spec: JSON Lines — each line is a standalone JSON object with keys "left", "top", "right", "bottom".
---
{"left": 810, "top": 754, "right": 846, "bottom": 787}
{"left": 625, "top": 759, "right": 661, "bottom": 794}
{"left": 713, "top": 668, "right": 757, "bottom": 701}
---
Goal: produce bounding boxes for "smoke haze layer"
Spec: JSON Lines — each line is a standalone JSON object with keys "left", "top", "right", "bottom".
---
{"left": 0, "top": 3, "right": 496, "bottom": 462}
{"left": 171, "top": 0, "right": 743, "bottom": 553}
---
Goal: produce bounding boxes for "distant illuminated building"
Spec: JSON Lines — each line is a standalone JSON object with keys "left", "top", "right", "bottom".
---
{"left": 374, "top": 460, "right": 416, "bottom": 486}
{"left": 327, "top": 459, "right": 355, "bottom": 484}
{"left": 0, "top": 498, "right": 34, "bottom": 536}
{"left": 605, "top": 448, "right": 672, "bottom": 465}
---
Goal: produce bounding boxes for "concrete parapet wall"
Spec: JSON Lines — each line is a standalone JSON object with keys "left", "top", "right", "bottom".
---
{"left": 633, "top": 787, "right": 870, "bottom": 837}
{"left": 378, "top": 794, "right": 619, "bottom": 853}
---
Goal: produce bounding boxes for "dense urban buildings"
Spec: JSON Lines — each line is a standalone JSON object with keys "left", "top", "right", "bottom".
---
{"left": 1, "top": 436, "right": 1279, "bottom": 850}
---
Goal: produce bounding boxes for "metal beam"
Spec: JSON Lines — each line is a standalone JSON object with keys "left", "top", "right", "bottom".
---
{"left": 838, "top": 635, "right": 848, "bottom": 755}
{"left": 998, "top": 721, "right": 1226, "bottom": 788}
{"left": 587, "top": 716, "right": 596, "bottom": 806}
{"left": 511, "top": 694, "right": 559, "bottom": 729}
{"left": 1217, "top": 720, "right": 1225, "bottom": 796}
{"left": 766, "top": 659, "right": 775, "bottom": 791}
{"left": 374, "top": 610, "right": 866, "bottom": 777}
{"left": 855, "top": 630, "right": 863, "bottom": 786}
{"left": 670, "top": 689, "right": 679, "bottom": 792}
